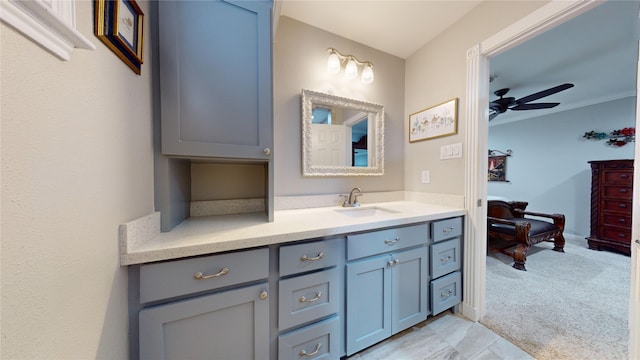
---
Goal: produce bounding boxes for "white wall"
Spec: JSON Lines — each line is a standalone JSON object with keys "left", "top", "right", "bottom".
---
{"left": 273, "top": 16, "right": 405, "bottom": 196}
{"left": 1, "top": 1, "right": 154, "bottom": 358}
{"left": 488, "top": 97, "right": 636, "bottom": 236}
{"left": 404, "top": 1, "right": 547, "bottom": 195}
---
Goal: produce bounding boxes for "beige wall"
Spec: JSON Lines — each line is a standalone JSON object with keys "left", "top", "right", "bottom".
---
{"left": 404, "top": 1, "right": 548, "bottom": 195}
{"left": 1, "top": 1, "right": 153, "bottom": 358}
{"left": 273, "top": 17, "right": 405, "bottom": 196}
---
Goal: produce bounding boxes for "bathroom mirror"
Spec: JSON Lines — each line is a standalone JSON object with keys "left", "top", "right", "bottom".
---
{"left": 301, "top": 89, "right": 384, "bottom": 176}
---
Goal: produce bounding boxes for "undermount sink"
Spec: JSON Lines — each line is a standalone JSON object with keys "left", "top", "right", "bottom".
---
{"left": 334, "top": 206, "right": 400, "bottom": 218}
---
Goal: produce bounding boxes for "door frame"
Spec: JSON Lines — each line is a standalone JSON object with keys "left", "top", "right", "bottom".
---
{"left": 462, "top": 0, "right": 639, "bottom": 357}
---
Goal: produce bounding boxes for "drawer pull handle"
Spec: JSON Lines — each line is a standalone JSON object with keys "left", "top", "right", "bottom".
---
{"left": 299, "top": 343, "right": 322, "bottom": 357}
{"left": 443, "top": 227, "right": 454, "bottom": 234}
{"left": 619, "top": 203, "right": 628, "bottom": 208}
{"left": 441, "top": 290, "right": 453, "bottom": 298}
{"left": 619, "top": 188, "right": 628, "bottom": 193}
{"left": 300, "top": 291, "right": 322, "bottom": 303}
{"left": 384, "top": 238, "right": 399, "bottom": 246}
{"left": 440, "top": 255, "right": 452, "bottom": 263}
{"left": 618, "top": 233, "right": 627, "bottom": 238}
{"left": 301, "top": 252, "right": 324, "bottom": 262}
{"left": 194, "top": 267, "right": 229, "bottom": 280}
{"left": 620, "top": 174, "right": 629, "bottom": 178}
{"left": 618, "top": 218, "right": 627, "bottom": 223}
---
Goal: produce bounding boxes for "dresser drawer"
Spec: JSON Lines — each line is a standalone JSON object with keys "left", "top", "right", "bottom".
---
{"left": 347, "top": 223, "right": 428, "bottom": 260}
{"left": 602, "top": 199, "right": 632, "bottom": 213}
{"left": 279, "top": 268, "right": 340, "bottom": 331}
{"left": 278, "top": 316, "right": 340, "bottom": 360}
{"left": 602, "top": 185, "right": 633, "bottom": 199}
{"left": 603, "top": 170, "right": 633, "bottom": 185}
{"left": 599, "top": 226, "right": 632, "bottom": 244}
{"left": 280, "top": 238, "right": 342, "bottom": 277}
{"left": 431, "top": 217, "right": 463, "bottom": 243}
{"left": 430, "top": 271, "right": 461, "bottom": 315}
{"left": 140, "top": 248, "right": 268, "bottom": 303}
{"left": 602, "top": 214, "right": 632, "bottom": 227}
{"left": 430, "top": 238, "right": 461, "bottom": 278}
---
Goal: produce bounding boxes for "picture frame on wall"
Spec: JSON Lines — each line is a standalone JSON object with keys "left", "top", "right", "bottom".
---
{"left": 488, "top": 155, "right": 508, "bottom": 182}
{"left": 94, "top": 0, "right": 144, "bottom": 74}
{"left": 409, "top": 98, "right": 458, "bottom": 142}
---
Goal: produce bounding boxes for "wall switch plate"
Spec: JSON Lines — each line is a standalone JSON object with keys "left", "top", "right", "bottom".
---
{"left": 440, "top": 143, "right": 463, "bottom": 159}
{"left": 421, "top": 170, "right": 430, "bottom": 184}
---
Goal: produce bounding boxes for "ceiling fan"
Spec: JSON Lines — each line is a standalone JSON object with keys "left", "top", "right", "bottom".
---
{"left": 489, "top": 83, "right": 574, "bottom": 121}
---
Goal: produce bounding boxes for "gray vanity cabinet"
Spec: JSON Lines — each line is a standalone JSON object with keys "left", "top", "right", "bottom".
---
{"left": 158, "top": 0, "right": 273, "bottom": 159}
{"left": 137, "top": 248, "right": 270, "bottom": 359}
{"left": 429, "top": 217, "right": 463, "bottom": 315}
{"left": 345, "top": 224, "right": 429, "bottom": 355}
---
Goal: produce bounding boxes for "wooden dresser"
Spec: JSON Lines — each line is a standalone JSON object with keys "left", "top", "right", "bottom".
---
{"left": 587, "top": 159, "right": 634, "bottom": 255}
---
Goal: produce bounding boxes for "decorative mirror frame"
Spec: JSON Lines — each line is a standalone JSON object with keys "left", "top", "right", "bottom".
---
{"left": 302, "top": 89, "right": 385, "bottom": 176}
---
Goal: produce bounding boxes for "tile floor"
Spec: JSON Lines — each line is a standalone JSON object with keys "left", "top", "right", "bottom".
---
{"left": 348, "top": 311, "right": 534, "bottom": 360}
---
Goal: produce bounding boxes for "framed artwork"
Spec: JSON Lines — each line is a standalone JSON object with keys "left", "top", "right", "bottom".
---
{"left": 409, "top": 98, "right": 458, "bottom": 142}
{"left": 488, "top": 155, "right": 507, "bottom": 182}
{"left": 94, "top": 0, "right": 144, "bottom": 74}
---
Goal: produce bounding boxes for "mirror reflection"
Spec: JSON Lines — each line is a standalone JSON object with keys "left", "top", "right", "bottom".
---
{"left": 302, "top": 89, "right": 384, "bottom": 176}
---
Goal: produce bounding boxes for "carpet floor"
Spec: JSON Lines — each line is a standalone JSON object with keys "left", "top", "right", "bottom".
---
{"left": 481, "top": 234, "right": 630, "bottom": 360}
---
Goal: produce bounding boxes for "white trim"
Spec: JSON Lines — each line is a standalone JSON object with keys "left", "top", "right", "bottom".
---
{"left": 629, "top": 38, "right": 640, "bottom": 360}
{"left": 0, "top": 0, "right": 95, "bottom": 61}
{"left": 465, "top": 0, "right": 606, "bottom": 322}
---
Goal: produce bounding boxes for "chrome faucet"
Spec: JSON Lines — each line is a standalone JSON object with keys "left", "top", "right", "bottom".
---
{"left": 342, "top": 187, "right": 363, "bottom": 207}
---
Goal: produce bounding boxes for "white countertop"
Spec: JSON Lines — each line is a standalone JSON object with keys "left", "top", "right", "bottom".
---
{"left": 120, "top": 201, "right": 466, "bottom": 265}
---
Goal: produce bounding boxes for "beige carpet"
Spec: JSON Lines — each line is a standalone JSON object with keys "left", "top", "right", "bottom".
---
{"left": 482, "top": 234, "right": 630, "bottom": 360}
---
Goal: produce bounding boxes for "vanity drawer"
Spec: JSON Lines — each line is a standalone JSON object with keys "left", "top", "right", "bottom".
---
{"left": 431, "top": 217, "right": 463, "bottom": 243}
{"left": 430, "top": 238, "right": 461, "bottom": 279}
{"left": 139, "top": 248, "right": 268, "bottom": 303}
{"left": 278, "top": 316, "right": 340, "bottom": 360}
{"left": 347, "top": 223, "right": 428, "bottom": 260}
{"left": 430, "top": 271, "right": 461, "bottom": 315}
{"left": 280, "top": 238, "right": 342, "bottom": 277}
{"left": 279, "top": 268, "right": 340, "bottom": 331}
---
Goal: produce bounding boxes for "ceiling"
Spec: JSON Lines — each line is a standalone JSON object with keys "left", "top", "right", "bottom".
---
{"left": 278, "top": 1, "right": 639, "bottom": 125}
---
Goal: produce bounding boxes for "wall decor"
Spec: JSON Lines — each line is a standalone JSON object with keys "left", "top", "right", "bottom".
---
{"left": 409, "top": 98, "right": 458, "bottom": 142}
{"left": 583, "top": 127, "right": 635, "bottom": 146}
{"left": 488, "top": 155, "right": 508, "bottom": 182}
{"left": 94, "top": 0, "right": 144, "bottom": 74}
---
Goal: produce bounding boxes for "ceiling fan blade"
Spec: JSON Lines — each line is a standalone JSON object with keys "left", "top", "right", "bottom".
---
{"left": 514, "top": 83, "right": 574, "bottom": 105}
{"left": 511, "top": 102, "right": 560, "bottom": 110}
{"left": 489, "top": 112, "right": 499, "bottom": 121}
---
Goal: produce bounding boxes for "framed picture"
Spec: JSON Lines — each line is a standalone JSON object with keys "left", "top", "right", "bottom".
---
{"left": 488, "top": 155, "right": 507, "bottom": 182}
{"left": 409, "top": 98, "right": 458, "bottom": 142}
{"left": 94, "top": 0, "right": 144, "bottom": 74}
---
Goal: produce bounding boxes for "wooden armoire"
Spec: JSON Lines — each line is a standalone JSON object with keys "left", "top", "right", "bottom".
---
{"left": 587, "top": 159, "right": 634, "bottom": 255}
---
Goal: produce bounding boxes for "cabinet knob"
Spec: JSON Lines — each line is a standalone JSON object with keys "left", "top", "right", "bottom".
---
{"left": 259, "top": 290, "right": 268, "bottom": 300}
{"left": 263, "top": 148, "right": 271, "bottom": 156}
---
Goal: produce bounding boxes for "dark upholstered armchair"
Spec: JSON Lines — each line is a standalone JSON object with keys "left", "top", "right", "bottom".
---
{"left": 487, "top": 200, "right": 565, "bottom": 271}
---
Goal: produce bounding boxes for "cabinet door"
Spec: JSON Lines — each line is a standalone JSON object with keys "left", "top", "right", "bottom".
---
{"left": 159, "top": 0, "right": 273, "bottom": 159}
{"left": 346, "top": 255, "right": 391, "bottom": 355}
{"left": 391, "top": 246, "right": 428, "bottom": 333}
{"left": 139, "top": 283, "right": 270, "bottom": 360}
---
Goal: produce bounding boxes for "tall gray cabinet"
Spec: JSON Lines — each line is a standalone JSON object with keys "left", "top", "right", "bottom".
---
{"left": 155, "top": 0, "right": 274, "bottom": 231}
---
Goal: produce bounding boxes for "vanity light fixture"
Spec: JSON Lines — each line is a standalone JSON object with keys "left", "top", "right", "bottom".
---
{"left": 327, "top": 48, "right": 374, "bottom": 84}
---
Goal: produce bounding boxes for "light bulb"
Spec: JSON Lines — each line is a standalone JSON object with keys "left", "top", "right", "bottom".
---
{"left": 361, "top": 64, "right": 374, "bottom": 84}
{"left": 327, "top": 53, "right": 340, "bottom": 74}
{"left": 345, "top": 58, "right": 358, "bottom": 80}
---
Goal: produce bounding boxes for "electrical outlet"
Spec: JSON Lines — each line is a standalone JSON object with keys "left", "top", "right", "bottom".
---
{"left": 421, "top": 170, "right": 430, "bottom": 184}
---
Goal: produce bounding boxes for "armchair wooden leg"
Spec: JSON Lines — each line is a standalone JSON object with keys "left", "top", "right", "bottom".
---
{"left": 552, "top": 234, "right": 565, "bottom": 253}
{"left": 512, "top": 243, "right": 530, "bottom": 271}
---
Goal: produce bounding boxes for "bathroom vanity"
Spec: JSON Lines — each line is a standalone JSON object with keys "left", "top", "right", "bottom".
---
{"left": 122, "top": 201, "right": 465, "bottom": 359}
